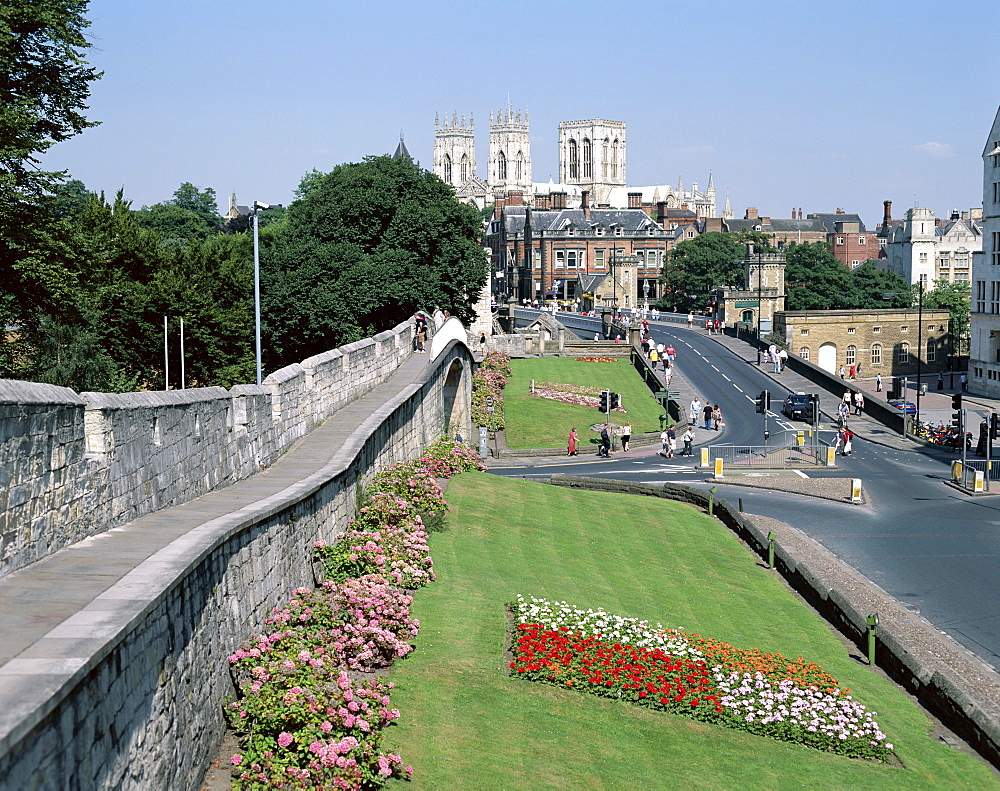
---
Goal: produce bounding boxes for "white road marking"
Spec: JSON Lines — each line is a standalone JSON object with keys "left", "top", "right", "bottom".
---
{"left": 722, "top": 374, "right": 731, "bottom": 382}
{"left": 793, "top": 470, "right": 809, "bottom": 478}
{"left": 734, "top": 385, "right": 743, "bottom": 393}
{"left": 711, "top": 365, "right": 719, "bottom": 371}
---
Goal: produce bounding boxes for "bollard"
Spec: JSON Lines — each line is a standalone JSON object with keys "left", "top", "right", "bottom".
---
{"left": 851, "top": 479, "right": 862, "bottom": 503}
{"left": 796, "top": 431, "right": 804, "bottom": 447}
{"left": 714, "top": 457, "right": 724, "bottom": 479}
{"left": 826, "top": 446, "right": 836, "bottom": 467}
{"left": 708, "top": 486, "right": 717, "bottom": 516}
{"left": 866, "top": 612, "right": 879, "bottom": 666}
{"left": 700, "top": 447, "right": 709, "bottom": 468}
{"left": 953, "top": 460, "right": 963, "bottom": 481}
{"left": 767, "top": 530, "right": 776, "bottom": 569}
{"left": 738, "top": 497, "right": 744, "bottom": 513}
{"left": 975, "top": 470, "right": 985, "bottom": 493}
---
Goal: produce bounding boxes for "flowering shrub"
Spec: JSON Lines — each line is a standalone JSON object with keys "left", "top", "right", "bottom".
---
{"left": 574, "top": 357, "right": 618, "bottom": 363}
{"left": 511, "top": 596, "right": 894, "bottom": 762}
{"left": 370, "top": 461, "right": 448, "bottom": 515}
{"left": 472, "top": 352, "right": 510, "bottom": 430}
{"left": 529, "top": 388, "right": 627, "bottom": 412}
{"left": 418, "top": 438, "right": 486, "bottom": 477}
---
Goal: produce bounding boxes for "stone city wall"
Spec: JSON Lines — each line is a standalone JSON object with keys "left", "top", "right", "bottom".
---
{"left": 0, "top": 338, "right": 473, "bottom": 790}
{"left": 0, "top": 322, "right": 414, "bottom": 579}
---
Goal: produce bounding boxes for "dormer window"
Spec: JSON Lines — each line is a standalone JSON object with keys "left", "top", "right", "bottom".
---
{"left": 615, "top": 226, "right": 623, "bottom": 236}
{"left": 595, "top": 226, "right": 603, "bottom": 236}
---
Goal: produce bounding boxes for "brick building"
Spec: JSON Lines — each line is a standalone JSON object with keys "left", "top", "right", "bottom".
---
{"left": 774, "top": 309, "right": 951, "bottom": 377}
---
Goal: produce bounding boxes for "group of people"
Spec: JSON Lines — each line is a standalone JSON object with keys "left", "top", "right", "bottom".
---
{"left": 767, "top": 343, "right": 789, "bottom": 374}
{"left": 689, "top": 396, "right": 724, "bottom": 431}
{"left": 838, "top": 363, "right": 864, "bottom": 380}
{"left": 568, "top": 422, "right": 633, "bottom": 457}
{"left": 658, "top": 425, "right": 695, "bottom": 458}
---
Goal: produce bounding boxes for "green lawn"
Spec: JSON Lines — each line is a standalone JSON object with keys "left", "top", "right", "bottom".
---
{"left": 385, "top": 473, "right": 998, "bottom": 790}
{"left": 504, "top": 357, "right": 665, "bottom": 449}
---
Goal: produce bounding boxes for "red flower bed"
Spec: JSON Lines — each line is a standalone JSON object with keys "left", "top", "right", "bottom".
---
{"left": 574, "top": 357, "right": 618, "bottom": 363}
{"left": 511, "top": 624, "right": 723, "bottom": 722}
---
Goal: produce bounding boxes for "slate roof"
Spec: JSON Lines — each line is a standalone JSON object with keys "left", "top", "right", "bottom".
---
{"left": 528, "top": 208, "right": 663, "bottom": 233}
{"left": 767, "top": 218, "right": 827, "bottom": 233}
{"left": 810, "top": 213, "right": 867, "bottom": 232}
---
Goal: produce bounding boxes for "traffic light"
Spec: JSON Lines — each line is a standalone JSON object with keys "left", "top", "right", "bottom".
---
{"left": 952, "top": 393, "right": 963, "bottom": 429}
{"left": 610, "top": 392, "right": 621, "bottom": 410}
{"left": 991, "top": 413, "right": 999, "bottom": 441}
{"left": 755, "top": 390, "right": 770, "bottom": 414}
{"left": 892, "top": 377, "right": 903, "bottom": 400}
{"left": 808, "top": 393, "right": 820, "bottom": 424}
{"left": 599, "top": 390, "right": 609, "bottom": 412}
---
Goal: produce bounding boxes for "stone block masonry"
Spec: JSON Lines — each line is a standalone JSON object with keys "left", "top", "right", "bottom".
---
{"left": 0, "top": 333, "right": 474, "bottom": 789}
{"left": 0, "top": 321, "right": 415, "bottom": 579}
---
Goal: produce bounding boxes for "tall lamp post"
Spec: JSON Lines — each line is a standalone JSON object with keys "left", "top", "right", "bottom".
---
{"left": 883, "top": 282, "right": 924, "bottom": 424}
{"left": 252, "top": 201, "right": 271, "bottom": 386}
{"left": 753, "top": 247, "right": 764, "bottom": 365}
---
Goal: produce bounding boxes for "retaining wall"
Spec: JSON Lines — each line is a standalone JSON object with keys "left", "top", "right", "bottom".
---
{"left": 546, "top": 475, "right": 1000, "bottom": 770}
{"left": 0, "top": 338, "right": 474, "bottom": 790}
{"left": 0, "top": 322, "right": 414, "bottom": 579}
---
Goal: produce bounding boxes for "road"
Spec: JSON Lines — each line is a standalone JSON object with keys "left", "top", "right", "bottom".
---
{"left": 494, "top": 319, "right": 1000, "bottom": 670}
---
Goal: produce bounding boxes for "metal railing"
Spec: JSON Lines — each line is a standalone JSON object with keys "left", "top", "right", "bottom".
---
{"left": 705, "top": 439, "right": 832, "bottom": 468}
{"left": 954, "top": 459, "right": 1000, "bottom": 491}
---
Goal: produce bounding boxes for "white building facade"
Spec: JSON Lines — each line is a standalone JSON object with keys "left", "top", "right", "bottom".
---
{"left": 488, "top": 105, "right": 532, "bottom": 195}
{"left": 970, "top": 106, "right": 1000, "bottom": 396}
{"left": 557, "top": 119, "right": 626, "bottom": 205}
{"left": 881, "top": 207, "right": 981, "bottom": 288}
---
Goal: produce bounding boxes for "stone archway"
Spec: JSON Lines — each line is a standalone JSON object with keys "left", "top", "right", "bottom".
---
{"left": 818, "top": 342, "right": 837, "bottom": 374}
{"left": 441, "top": 358, "right": 471, "bottom": 441}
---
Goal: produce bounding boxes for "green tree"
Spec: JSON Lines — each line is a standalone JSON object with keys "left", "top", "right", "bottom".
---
{"left": 849, "top": 261, "right": 912, "bottom": 309}
{"left": 659, "top": 231, "right": 772, "bottom": 312}
{"left": 783, "top": 242, "right": 856, "bottom": 310}
{"left": 134, "top": 182, "right": 222, "bottom": 247}
{"left": 923, "top": 278, "right": 971, "bottom": 356}
{"left": 261, "top": 155, "right": 487, "bottom": 369}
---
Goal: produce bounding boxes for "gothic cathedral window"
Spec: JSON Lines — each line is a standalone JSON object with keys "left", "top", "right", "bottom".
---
{"left": 611, "top": 140, "right": 619, "bottom": 179}
{"left": 443, "top": 155, "right": 452, "bottom": 185}
{"left": 602, "top": 139, "right": 609, "bottom": 178}
{"left": 583, "top": 139, "right": 592, "bottom": 179}
{"left": 515, "top": 152, "right": 523, "bottom": 182}
{"left": 460, "top": 154, "right": 468, "bottom": 183}
{"left": 568, "top": 139, "right": 578, "bottom": 180}
{"left": 498, "top": 151, "right": 507, "bottom": 181}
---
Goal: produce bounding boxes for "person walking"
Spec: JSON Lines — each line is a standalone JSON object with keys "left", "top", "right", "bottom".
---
{"left": 621, "top": 422, "right": 632, "bottom": 452}
{"left": 681, "top": 426, "right": 694, "bottom": 456}
{"left": 961, "top": 373, "right": 968, "bottom": 392}
{"left": 853, "top": 390, "right": 864, "bottom": 416}
{"left": 703, "top": 402, "right": 714, "bottom": 430}
{"left": 938, "top": 371, "right": 944, "bottom": 391}
{"left": 666, "top": 426, "right": 677, "bottom": 458}
{"left": 689, "top": 397, "right": 702, "bottom": 426}
{"left": 567, "top": 428, "right": 577, "bottom": 457}
{"left": 660, "top": 428, "right": 670, "bottom": 457}
{"left": 413, "top": 311, "right": 428, "bottom": 353}
{"left": 666, "top": 344, "right": 677, "bottom": 363}
{"left": 876, "top": 374, "right": 882, "bottom": 392}
{"left": 778, "top": 348, "right": 788, "bottom": 372}
{"left": 839, "top": 365, "right": 846, "bottom": 379}
{"left": 842, "top": 427, "right": 854, "bottom": 456}
{"left": 687, "top": 312, "right": 694, "bottom": 328}
{"left": 649, "top": 348, "right": 658, "bottom": 367}
{"left": 849, "top": 364, "right": 856, "bottom": 380}
{"left": 837, "top": 401, "right": 849, "bottom": 427}
{"left": 712, "top": 404, "right": 723, "bottom": 431}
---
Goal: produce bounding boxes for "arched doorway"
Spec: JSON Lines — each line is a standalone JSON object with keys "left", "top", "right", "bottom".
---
{"left": 441, "top": 359, "right": 471, "bottom": 441}
{"left": 818, "top": 342, "right": 837, "bottom": 374}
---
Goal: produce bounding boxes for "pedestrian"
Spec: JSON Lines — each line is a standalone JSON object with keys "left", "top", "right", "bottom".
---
{"left": 842, "top": 427, "right": 854, "bottom": 456}
{"left": 849, "top": 364, "right": 856, "bottom": 380}
{"left": 664, "top": 365, "right": 673, "bottom": 386}
{"left": 714, "top": 319, "right": 721, "bottom": 334}
{"left": 689, "top": 397, "right": 702, "bottom": 426}
{"left": 938, "top": 371, "right": 944, "bottom": 391}
{"left": 432, "top": 306, "right": 444, "bottom": 330}
{"left": 656, "top": 342, "right": 664, "bottom": 355}
{"left": 666, "top": 344, "right": 676, "bottom": 362}
{"left": 615, "top": 335, "right": 621, "bottom": 343}
{"left": 681, "top": 426, "right": 694, "bottom": 456}
{"left": 778, "top": 348, "right": 788, "bottom": 372}
{"left": 594, "top": 332, "right": 600, "bottom": 342}
{"left": 833, "top": 428, "right": 843, "bottom": 454}
{"left": 479, "top": 332, "right": 487, "bottom": 352}
{"left": 687, "top": 312, "right": 693, "bottom": 328}
{"left": 838, "top": 401, "right": 849, "bottom": 427}
{"left": 567, "top": 428, "right": 577, "bottom": 457}
{"left": 843, "top": 390, "right": 852, "bottom": 404}
{"left": 712, "top": 404, "right": 723, "bottom": 431}
{"left": 854, "top": 390, "right": 864, "bottom": 416}
{"left": 667, "top": 426, "right": 676, "bottom": 458}
{"left": 649, "top": 348, "right": 658, "bottom": 367}
{"left": 641, "top": 337, "right": 650, "bottom": 355}
{"left": 876, "top": 374, "right": 882, "bottom": 392}
{"left": 703, "top": 402, "right": 714, "bottom": 430}
{"left": 772, "top": 350, "right": 781, "bottom": 374}
{"left": 856, "top": 363, "right": 862, "bottom": 379}
{"left": 660, "top": 428, "right": 670, "bottom": 457}
{"left": 961, "top": 373, "right": 968, "bottom": 392}
{"left": 839, "top": 365, "right": 846, "bottom": 379}
{"left": 413, "top": 311, "right": 428, "bottom": 353}
{"left": 706, "top": 318, "right": 711, "bottom": 332}
{"left": 600, "top": 424, "right": 611, "bottom": 457}
{"left": 621, "top": 422, "right": 631, "bottom": 452}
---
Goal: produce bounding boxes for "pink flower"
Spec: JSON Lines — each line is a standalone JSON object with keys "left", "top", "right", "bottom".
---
{"left": 230, "top": 754, "right": 243, "bottom": 766}
{"left": 277, "top": 732, "right": 294, "bottom": 748}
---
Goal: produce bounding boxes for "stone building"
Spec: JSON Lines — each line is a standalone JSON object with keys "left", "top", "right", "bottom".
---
{"left": 970, "top": 105, "right": 1000, "bottom": 396}
{"left": 774, "top": 309, "right": 951, "bottom": 377}
{"left": 714, "top": 249, "right": 786, "bottom": 332}
{"left": 558, "top": 119, "right": 626, "bottom": 206}
{"left": 880, "top": 206, "right": 982, "bottom": 287}
{"left": 489, "top": 105, "right": 533, "bottom": 196}
{"left": 605, "top": 173, "right": 716, "bottom": 217}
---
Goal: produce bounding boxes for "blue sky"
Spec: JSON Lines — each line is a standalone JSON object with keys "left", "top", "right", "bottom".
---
{"left": 43, "top": 0, "right": 999, "bottom": 228}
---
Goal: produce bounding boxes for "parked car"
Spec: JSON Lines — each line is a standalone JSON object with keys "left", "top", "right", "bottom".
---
{"left": 888, "top": 398, "right": 917, "bottom": 415}
{"left": 781, "top": 393, "right": 812, "bottom": 420}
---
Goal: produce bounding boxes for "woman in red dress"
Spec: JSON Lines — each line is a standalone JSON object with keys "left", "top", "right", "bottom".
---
{"left": 568, "top": 428, "right": 577, "bottom": 456}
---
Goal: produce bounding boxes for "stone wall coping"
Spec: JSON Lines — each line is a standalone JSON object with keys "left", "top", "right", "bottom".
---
{"left": 0, "top": 379, "right": 86, "bottom": 406}
{"left": 263, "top": 363, "right": 306, "bottom": 386}
{"left": 301, "top": 348, "right": 344, "bottom": 368}
{"left": 0, "top": 337, "right": 471, "bottom": 758}
{"left": 81, "top": 387, "right": 230, "bottom": 410}
{"left": 229, "top": 383, "right": 269, "bottom": 397}
{"left": 338, "top": 338, "right": 377, "bottom": 356}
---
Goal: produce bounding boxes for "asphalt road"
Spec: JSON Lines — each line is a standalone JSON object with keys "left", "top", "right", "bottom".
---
{"left": 495, "top": 321, "right": 1000, "bottom": 670}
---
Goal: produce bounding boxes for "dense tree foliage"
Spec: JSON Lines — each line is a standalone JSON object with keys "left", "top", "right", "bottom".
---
{"left": 783, "top": 245, "right": 912, "bottom": 311}
{"left": 134, "top": 182, "right": 223, "bottom": 248}
{"left": 260, "top": 155, "right": 488, "bottom": 368}
{"left": 923, "top": 278, "right": 971, "bottom": 355}
{"left": 658, "top": 231, "right": 773, "bottom": 312}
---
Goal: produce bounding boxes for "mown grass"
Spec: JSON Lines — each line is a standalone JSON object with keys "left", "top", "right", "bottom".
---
{"left": 385, "top": 473, "right": 998, "bottom": 790}
{"left": 504, "top": 357, "right": 665, "bottom": 450}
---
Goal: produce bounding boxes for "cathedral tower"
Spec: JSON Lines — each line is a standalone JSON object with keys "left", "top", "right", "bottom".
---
{"left": 558, "top": 119, "right": 626, "bottom": 205}
{"left": 433, "top": 111, "right": 477, "bottom": 188}
{"left": 488, "top": 105, "right": 532, "bottom": 195}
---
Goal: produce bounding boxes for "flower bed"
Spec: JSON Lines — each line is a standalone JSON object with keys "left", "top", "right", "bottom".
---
{"left": 472, "top": 352, "right": 510, "bottom": 430}
{"left": 510, "top": 596, "right": 893, "bottom": 763}
{"left": 529, "top": 387, "right": 627, "bottom": 412}
{"left": 574, "top": 357, "right": 618, "bottom": 363}
{"left": 224, "top": 439, "right": 483, "bottom": 788}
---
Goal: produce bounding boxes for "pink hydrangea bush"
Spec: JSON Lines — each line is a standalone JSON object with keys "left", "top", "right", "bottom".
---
{"left": 472, "top": 352, "right": 511, "bottom": 430}
{"left": 418, "top": 438, "right": 486, "bottom": 477}
{"left": 369, "top": 462, "right": 447, "bottom": 515}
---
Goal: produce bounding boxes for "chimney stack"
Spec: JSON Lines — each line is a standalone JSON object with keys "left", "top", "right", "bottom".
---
{"left": 507, "top": 191, "right": 524, "bottom": 206}
{"left": 745, "top": 207, "right": 759, "bottom": 220}
{"left": 656, "top": 201, "right": 668, "bottom": 224}
{"left": 552, "top": 191, "right": 567, "bottom": 210}
{"left": 799, "top": 207, "right": 803, "bottom": 219}
{"left": 581, "top": 190, "right": 590, "bottom": 219}
{"left": 882, "top": 200, "right": 892, "bottom": 228}
{"left": 535, "top": 193, "right": 549, "bottom": 211}
{"left": 628, "top": 192, "right": 642, "bottom": 209}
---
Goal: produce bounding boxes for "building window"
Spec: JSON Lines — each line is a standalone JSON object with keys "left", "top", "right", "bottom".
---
{"left": 871, "top": 344, "right": 882, "bottom": 365}
{"left": 994, "top": 182, "right": 1000, "bottom": 203}
{"left": 800, "top": 328, "right": 809, "bottom": 335}
{"left": 602, "top": 138, "right": 609, "bottom": 178}
{"left": 900, "top": 326, "right": 909, "bottom": 332}
{"left": 460, "top": 154, "right": 469, "bottom": 183}
{"left": 939, "top": 253, "right": 950, "bottom": 268}
{"left": 567, "top": 251, "right": 577, "bottom": 270}
{"left": 977, "top": 280, "right": 987, "bottom": 312}
{"left": 533, "top": 252, "right": 540, "bottom": 270}
{"left": 859, "top": 236, "right": 866, "bottom": 245}
{"left": 992, "top": 281, "right": 1000, "bottom": 314}
{"left": 595, "top": 249, "right": 606, "bottom": 269}
{"left": 836, "top": 236, "right": 844, "bottom": 245}
{"left": 515, "top": 152, "right": 524, "bottom": 182}
{"left": 927, "top": 339, "right": 936, "bottom": 362}
{"left": 847, "top": 327, "right": 856, "bottom": 334}
{"left": 555, "top": 250, "right": 565, "bottom": 269}
{"left": 497, "top": 151, "right": 507, "bottom": 181}
{"left": 955, "top": 253, "right": 968, "bottom": 268}
{"left": 898, "top": 343, "right": 909, "bottom": 364}
{"left": 846, "top": 345, "right": 856, "bottom": 365}
{"left": 687, "top": 230, "right": 695, "bottom": 238}
{"left": 799, "top": 347, "right": 810, "bottom": 360}
{"left": 873, "top": 326, "right": 881, "bottom": 333}
{"left": 919, "top": 273, "right": 928, "bottom": 288}
{"left": 443, "top": 154, "right": 452, "bottom": 184}
{"left": 568, "top": 139, "right": 578, "bottom": 180}
{"left": 851, "top": 260, "right": 860, "bottom": 268}
{"left": 582, "top": 138, "right": 592, "bottom": 179}
{"left": 611, "top": 139, "right": 619, "bottom": 179}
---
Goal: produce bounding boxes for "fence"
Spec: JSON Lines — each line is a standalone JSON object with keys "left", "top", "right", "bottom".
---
{"left": 704, "top": 438, "right": 833, "bottom": 469}
{"left": 953, "top": 459, "right": 1000, "bottom": 491}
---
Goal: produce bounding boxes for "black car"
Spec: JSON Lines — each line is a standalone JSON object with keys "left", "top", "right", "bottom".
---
{"left": 781, "top": 393, "right": 812, "bottom": 420}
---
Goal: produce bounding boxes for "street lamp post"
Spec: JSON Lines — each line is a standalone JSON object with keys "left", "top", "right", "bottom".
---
{"left": 882, "top": 282, "right": 924, "bottom": 425}
{"left": 252, "top": 201, "right": 270, "bottom": 386}
{"left": 754, "top": 248, "right": 764, "bottom": 365}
